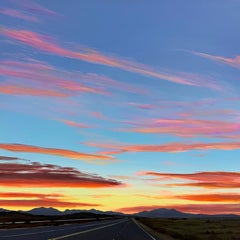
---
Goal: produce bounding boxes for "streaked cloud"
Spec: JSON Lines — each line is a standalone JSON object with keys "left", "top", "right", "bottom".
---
{"left": 0, "top": 161, "right": 123, "bottom": 188}
{"left": 0, "top": 156, "right": 23, "bottom": 161}
{"left": 0, "top": 84, "right": 68, "bottom": 97}
{"left": 85, "top": 141, "right": 240, "bottom": 155}
{"left": 139, "top": 171, "right": 240, "bottom": 189}
{"left": 0, "top": 27, "right": 221, "bottom": 89}
{"left": 0, "top": 60, "right": 108, "bottom": 96}
{"left": 191, "top": 51, "right": 240, "bottom": 69}
{"left": 60, "top": 119, "right": 89, "bottom": 129}
{"left": 22, "top": 0, "right": 59, "bottom": 18}
{"left": 126, "top": 118, "right": 240, "bottom": 138}
{"left": 0, "top": 8, "right": 38, "bottom": 22}
{"left": 0, "top": 143, "right": 115, "bottom": 163}
{"left": 173, "top": 193, "right": 240, "bottom": 202}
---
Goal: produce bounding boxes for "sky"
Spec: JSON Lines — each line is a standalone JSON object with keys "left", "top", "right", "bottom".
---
{"left": 0, "top": 0, "right": 240, "bottom": 215}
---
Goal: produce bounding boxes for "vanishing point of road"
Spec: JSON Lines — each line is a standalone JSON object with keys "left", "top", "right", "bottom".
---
{"left": 0, "top": 218, "right": 159, "bottom": 240}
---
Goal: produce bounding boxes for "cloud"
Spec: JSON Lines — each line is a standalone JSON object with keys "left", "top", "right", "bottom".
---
{"left": 22, "top": 0, "right": 59, "bottom": 18}
{"left": 0, "top": 60, "right": 107, "bottom": 96}
{"left": 0, "top": 156, "right": 23, "bottom": 161}
{"left": 60, "top": 119, "right": 89, "bottom": 129}
{"left": 0, "top": 191, "right": 101, "bottom": 208}
{"left": 0, "top": 199, "right": 100, "bottom": 208}
{"left": 0, "top": 161, "right": 123, "bottom": 188}
{"left": 173, "top": 193, "right": 240, "bottom": 202}
{"left": 139, "top": 171, "right": 240, "bottom": 189}
{"left": 0, "top": 143, "right": 115, "bottom": 163}
{"left": 117, "top": 204, "right": 240, "bottom": 214}
{"left": 126, "top": 118, "right": 240, "bottom": 138}
{"left": 190, "top": 51, "right": 240, "bottom": 69}
{"left": 0, "top": 192, "right": 62, "bottom": 198}
{"left": 85, "top": 141, "right": 240, "bottom": 155}
{"left": 0, "top": 27, "right": 221, "bottom": 89}
{"left": 0, "top": 84, "right": 68, "bottom": 97}
{"left": 0, "top": 8, "right": 38, "bottom": 22}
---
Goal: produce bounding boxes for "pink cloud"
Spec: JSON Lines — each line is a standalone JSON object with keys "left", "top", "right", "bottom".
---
{"left": 0, "top": 60, "right": 146, "bottom": 98}
{"left": 191, "top": 51, "right": 240, "bottom": 69}
{"left": 139, "top": 171, "right": 240, "bottom": 189}
{"left": 0, "top": 84, "right": 68, "bottom": 97}
{"left": 126, "top": 118, "right": 240, "bottom": 138}
{"left": 0, "top": 8, "right": 38, "bottom": 22}
{"left": 60, "top": 119, "right": 89, "bottom": 128}
{"left": 0, "top": 61, "right": 107, "bottom": 96}
{"left": 0, "top": 27, "right": 221, "bottom": 89}
{"left": 85, "top": 141, "right": 240, "bottom": 155}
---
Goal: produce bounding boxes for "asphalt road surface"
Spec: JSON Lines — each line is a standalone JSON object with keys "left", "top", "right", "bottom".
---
{"left": 0, "top": 219, "right": 158, "bottom": 240}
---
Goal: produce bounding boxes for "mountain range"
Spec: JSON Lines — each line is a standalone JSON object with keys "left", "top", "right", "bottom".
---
{"left": 0, "top": 207, "right": 239, "bottom": 218}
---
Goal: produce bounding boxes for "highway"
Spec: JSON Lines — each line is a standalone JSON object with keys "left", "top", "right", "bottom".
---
{"left": 0, "top": 219, "right": 159, "bottom": 240}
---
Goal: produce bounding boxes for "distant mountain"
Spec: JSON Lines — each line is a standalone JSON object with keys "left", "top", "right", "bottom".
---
{"left": 25, "top": 207, "right": 63, "bottom": 216}
{"left": 135, "top": 208, "right": 240, "bottom": 218}
{"left": 0, "top": 208, "right": 10, "bottom": 212}
{"left": 136, "top": 208, "right": 193, "bottom": 218}
{"left": 22, "top": 207, "right": 124, "bottom": 216}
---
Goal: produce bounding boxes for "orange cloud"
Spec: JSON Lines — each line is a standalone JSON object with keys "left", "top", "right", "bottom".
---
{"left": 0, "top": 192, "right": 62, "bottom": 199}
{"left": 174, "top": 193, "right": 240, "bottom": 202}
{"left": 117, "top": 204, "right": 240, "bottom": 215}
{"left": 85, "top": 141, "right": 240, "bottom": 155}
{"left": 0, "top": 161, "right": 123, "bottom": 188}
{"left": 139, "top": 171, "right": 240, "bottom": 189}
{"left": 0, "top": 191, "right": 101, "bottom": 208}
{"left": 127, "top": 118, "right": 240, "bottom": 138}
{"left": 0, "top": 143, "right": 115, "bottom": 163}
{"left": 0, "top": 199, "right": 100, "bottom": 208}
{"left": 0, "top": 27, "right": 221, "bottom": 89}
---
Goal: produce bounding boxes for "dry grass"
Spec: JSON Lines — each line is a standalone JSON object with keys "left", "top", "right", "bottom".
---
{"left": 138, "top": 218, "right": 240, "bottom": 240}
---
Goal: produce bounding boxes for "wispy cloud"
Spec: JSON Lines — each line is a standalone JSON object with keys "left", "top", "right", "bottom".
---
{"left": 0, "top": 84, "right": 68, "bottom": 97}
{"left": 0, "top": 60, "right": 108, "bottom": 97}
{"left": 0, "top": 161, "right": 123, "bottom": 188}
{"left": 0, "top": 143, "right": 115, "bottom": 163}
{"left": 126, "top": 118, "right": 240, "bottom": 138}
{"left": 0, "top": 8, "right": 38, "bottom": 22}
{"left": 0, "top": 27, "right": 221, "bottom": 89}
{"left": 0, "top": 156, "right": 23, "bottom": 161}
{"left": 85, "top": 141, "right": 240, "bottom": 155}
{"left": 60, "top": 119, "right": 89, "bottom": 129}
{"left": 22, "top": 0, "right": 59, "bottom": 18}
{"left": 190, "top": 51, "right": 240, "bottom": 69}
{"left": 139, "top": 171, "right": 240, "bottom": 189}
{"left": 117, "top": 204, "right": 240, "bottom": 214}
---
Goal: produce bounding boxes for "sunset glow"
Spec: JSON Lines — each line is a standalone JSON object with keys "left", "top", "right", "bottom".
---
{"left": 0, "top": 0, "right": 239, "bottom": 215}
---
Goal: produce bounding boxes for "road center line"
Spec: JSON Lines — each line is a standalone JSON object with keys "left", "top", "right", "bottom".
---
{"left": 48, "top": 220, "right": 126, "bottom": 240}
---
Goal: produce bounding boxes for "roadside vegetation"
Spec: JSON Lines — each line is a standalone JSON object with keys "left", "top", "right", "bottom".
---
{"left": 138, "top": 217, "right": 240, "bottom": 240}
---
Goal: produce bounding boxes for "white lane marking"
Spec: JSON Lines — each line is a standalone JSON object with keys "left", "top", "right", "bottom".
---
{"left": 48, "top": 220, "right": 126, "bottom": 240}
{"left": 0, "top": 221, "right": 115, "bottom": 238}
{"left": 132, "top": 219, "right": 157, "bottom": 240}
